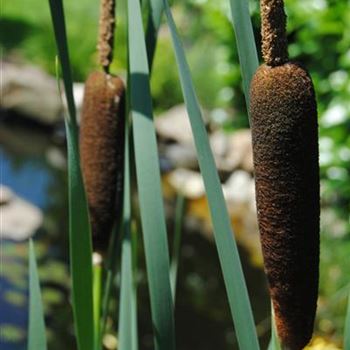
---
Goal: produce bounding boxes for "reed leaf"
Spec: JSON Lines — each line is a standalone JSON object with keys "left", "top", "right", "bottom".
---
{"left": 345, "top": 291, "right": 350, "bottom": 350}
{"left": 28, "top": 239, "right": 47, "bottom": 350}
{"left": 145, "top": 0, "right": 164, "bottom": 69}
{"left": 170, "top": 194, "right": 185, "bottom": 303}
{"left": 227, "top": 0, "right": 259, "bottom": 110}
{"left": 48, "top": 2, "right": 94, "bottom": 350}
{"left": 118, "top": 110, "right": 138, "bottom": 350}
{"left": 163, "top": 1, "right": 259, "bottom": 349}
{"left": 127, "top": 0, "right": 176, "bottom": 348}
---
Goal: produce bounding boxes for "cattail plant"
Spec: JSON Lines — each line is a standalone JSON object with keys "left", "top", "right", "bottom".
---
{"left": 80, "top": 0, "right": 125, "bottom": 251}
{"left": 250, "top": 0, "right": 320, "bottom": 349}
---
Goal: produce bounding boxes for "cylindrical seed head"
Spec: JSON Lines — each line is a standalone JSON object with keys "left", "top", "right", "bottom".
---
{"left": 250, "top": 62, "right": 320, "bottom": 350}
{"left": 80, "top": 71, "right": 125, "bottom": 251}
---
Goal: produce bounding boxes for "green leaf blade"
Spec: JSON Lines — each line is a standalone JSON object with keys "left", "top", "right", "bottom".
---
{"left": 127, "top": 0, "right": 176, "bottom": 348}
{"left": 48, "top": 2, "right": 94, "bottom": 350}
{"left": 227, "top": 0, "right": 259, "bottom": 110}
{"left": 145, "top": 0, "right": 164, "bottom": 69}
{"left": 65, "top": 124, "right": 94, "bottom": 350}
{"left": 170, "top": 194, "right": 185, "bottom": 303}
{"left": 28, "top": 239, "right": 47, "bottom": 350}
{"left": 163, "top": 2, "right": 259, "bottom": 349}
{"left": 345, "top": 291, "right": 350, "bottom": 350}
{"left": 118, "top": 108, "right": 138, "bottom": 350}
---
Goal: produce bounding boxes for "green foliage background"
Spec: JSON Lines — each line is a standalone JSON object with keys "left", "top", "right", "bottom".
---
{"left": 2, "top": 0, "right": 349, "bottom": 344}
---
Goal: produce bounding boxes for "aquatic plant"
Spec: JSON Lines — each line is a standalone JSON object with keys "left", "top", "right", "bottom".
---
{"left": 80, "top": 0, "right": 125, "bottom": 252}
{"left": 25, "top": 0, "right": 350, "bottom": 350}
{"left": 250, "top": 0, "right": 320, "bottom": 348}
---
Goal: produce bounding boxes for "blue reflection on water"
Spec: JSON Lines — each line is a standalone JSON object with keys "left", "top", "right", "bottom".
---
{"left": 0, "top": 241, "right": 29, "bottom": 350}
{"left": 1, "top": 149, "right": 51, "bottom": 210}
{"left": 0, "top": 146, "right": 53, "bottom": 350}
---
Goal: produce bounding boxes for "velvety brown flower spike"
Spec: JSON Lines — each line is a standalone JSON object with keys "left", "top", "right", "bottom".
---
{"left": 80, "top": 72, "right": 125, "bottom": 251}
{"left": 79, "top": 0, "right": 125, "bottom": 251}
{"left": 250, "top": 0, "right": 320, "bottom": 349}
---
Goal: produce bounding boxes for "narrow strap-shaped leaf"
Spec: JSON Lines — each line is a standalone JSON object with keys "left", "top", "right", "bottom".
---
{"left": 145, "top": 0, "right": 164, "bottom": 69}
{"left": 345, "top": 291, "right": 350, "bottom": 350}
{"left": 99, "top": 227, "right": 122, "bottom": 344}
{"left": 28, "top": 239, "right": 47, "bottom": 350}
{"left": 127, "top": 0, "right": 176, "bottom": 348}
{"left": 170, "top": 194, "right": 185, "bottom": 303}
{"left": 48, "top": 2, "right": 94, "bottom": 350}
{"left": 48, "top": 0, "right": 77, "bottom": 127}
{"left": 130, "top": 226, "right": 138, "bottom": 348}
{"left": 118, "top": 114, "right": 138, "bottom": 350}
{"left": 118, "top": 230, "right": 137, "bottom": 350}
{"left": 227, "top": 0, "right": 259, "bottom": 110}
{"left": 65, "top": 124, "right": 95, "bottom": 350}
{"left": 163, "top": 2, "right": 259, "bottom": 349}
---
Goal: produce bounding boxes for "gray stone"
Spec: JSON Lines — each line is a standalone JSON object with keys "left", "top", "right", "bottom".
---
{"left": 164, "top": 143, "right": 198, "bottom": 169}
{"left": 210, "top": 129, "right": 254, "bottom": 173}
{"left": 156, "top": 104, "right": 208, "bottom": 145}
{"left": 223, "top": 170, "right": 256, "bottom": 212}
{"left": 1, "top": 61, "right": 63, "bottom": 125}
{"left": 167, "top": 168, "right": 205, "bottom": 198}
{"left": 0, "top": 185, "right": 43, "bottom": 241}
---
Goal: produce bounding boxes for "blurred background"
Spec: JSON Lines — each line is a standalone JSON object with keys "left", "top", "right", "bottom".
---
{"left": 1, "top": 0, "right": 349, "bottom": 349}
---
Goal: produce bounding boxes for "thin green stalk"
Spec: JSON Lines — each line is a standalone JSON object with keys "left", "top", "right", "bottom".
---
{"left": 93, "top": 256, "right": 103, "bottom": 350}
{"left": 268, "top": 305, "right": 281, "bottom": 350}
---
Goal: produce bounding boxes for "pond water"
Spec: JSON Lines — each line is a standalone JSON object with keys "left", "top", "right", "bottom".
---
{"left": 0, "top": 112, "right": 270, "bottom": 350}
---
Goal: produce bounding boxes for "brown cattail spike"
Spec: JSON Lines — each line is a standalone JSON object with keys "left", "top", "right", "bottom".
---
{"left": 250, "top": 62, "right": 320, "bottom": 350}
{"left": 80, "top": 71, "right": 125, "bottom": 251}
{"left": 261, "top": 0, "right": 289, "bottom": 66}
{"left": 251, "top": 0, "right": 319, "bottom": 346}
{"left": 98, "top": 0, "right": 116, "bottom": 72}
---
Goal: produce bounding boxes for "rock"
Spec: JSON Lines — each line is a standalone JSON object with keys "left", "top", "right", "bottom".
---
{"left": 61, "top": 82, "right": 85, "bottom": 122}
{"left": 210, "top": 130, "right": 232, "bottom": 170}
{"left": 156, "top": 104, "right": 207, "bottom": 145}
{"left": 0, "top": 186, "right": 13, "bottom": 205}
{"left": 210, "top": 129, "right": 254, "bottom": 173}
{"left": 223, "top": 171, "right": 261, "bottom": 266}
{"left": 46, "top": 147, "right": 67, "bottom": 170}
{"left": 163, "top": 143, "right": 198, "bottom": 169}
{"left": 0, "top": 185, "right": 43, "bottom": 241}
{"left": 223, "top": 170, "right": 256, "bottom": 210}
{"left": 156, "top": 105, "right": 194, "bottom": 145}
{"left": 1, "top": 61, "right": 63, "bottom": 125}
{"left": 181, "top": 170, "right": 262, "bottom": 266}
{"left": 167, "top": 168, "right": 205, "bottom": 199}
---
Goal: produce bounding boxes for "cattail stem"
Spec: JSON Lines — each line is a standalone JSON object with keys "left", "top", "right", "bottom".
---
{"left": 261, "top": 0, "right": 289, "bottom": 66}
{"left": 98, "top": 0, "right": 116, "bottom": 72}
